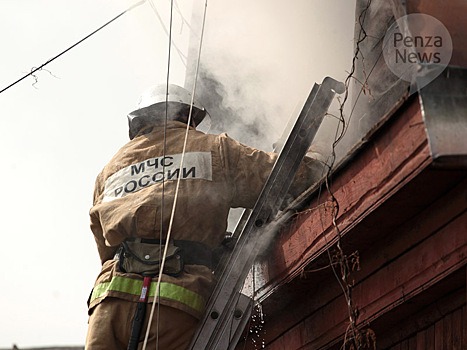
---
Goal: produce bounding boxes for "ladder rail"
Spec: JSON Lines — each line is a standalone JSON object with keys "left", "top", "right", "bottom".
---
{"left": 189, "top": 77, "right": 345, "bottom": 350}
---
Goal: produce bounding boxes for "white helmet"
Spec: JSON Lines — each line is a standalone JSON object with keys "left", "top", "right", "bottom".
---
{"left": 127, "top": 84, "right": 208, "bottom": 139}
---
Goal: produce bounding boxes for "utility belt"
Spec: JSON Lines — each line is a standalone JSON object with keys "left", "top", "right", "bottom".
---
{"left": 115, "top": 238, "right": 213, "bottom": 277}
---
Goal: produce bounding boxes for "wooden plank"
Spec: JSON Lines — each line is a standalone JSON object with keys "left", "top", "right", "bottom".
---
{"left": 248, "top": 319, "right": 307, "bottom": 350}
{"left": 264, "top": 337, "right": 284, "bottom": 350}
{"left": 451, "top": 308, "right": 463, "bottom": 350}
{"left": 416, "top": 330, "right": 426, "bottom": 350}
{"left": 299, "top": 295, "right": 349, "bottom": 348}
{"left": 463, "top": 305, "right": 467, "bottom": 348}
{"left": 281, "top": 322, "right": 305, "bottom": 350}
{"left": 408, "top": 336, "right": 417, "bottom": 349}
{"left": 375, "top": 285, "right": 466, "bottom": 349}
{"left": 353, "top": 211, "right": 467, "bottom": 324}
{"left": 435, "top": 319, "right": 444, "bottom": 350}
{"left": 353, "top": 175, "right": 467, "bottom": 282}
{"left": 425, "top": 325, "right": 435, "bottom": 350}
{"left": 443, "top": 312, "right": 453, "bottom": 350}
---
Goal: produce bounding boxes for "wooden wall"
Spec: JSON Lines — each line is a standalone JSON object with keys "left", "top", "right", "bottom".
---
{"left": 386, "top": 305, "right": 466, "bottom": 350}
{"left": 237, "top": 96, "right": 467, "bottom": 350}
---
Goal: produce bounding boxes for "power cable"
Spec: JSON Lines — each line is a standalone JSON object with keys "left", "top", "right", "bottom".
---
{"left": 318, "top": 1, "right": 376, "bottom": 348}
{"left": 141, "top": 0, "right": 176, "bottom": 346}
{"left": 141, "top": 1, "right": 209, "bottom": 349}
{"left": 148, "top": 0, "right": 175, "bottom": 348}
{"left": 147, "top": 0, "right": 188, "bottom": 67}
{"left": 173, "top": 0, "right": 193, "bottom": 31}
{"left": 0, "top": 0, "right": 146, "bottom": 95}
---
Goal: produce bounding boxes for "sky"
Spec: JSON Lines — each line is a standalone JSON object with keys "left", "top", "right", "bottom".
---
{"left": 0, "top": 0, "right": 355, "bottom": 347}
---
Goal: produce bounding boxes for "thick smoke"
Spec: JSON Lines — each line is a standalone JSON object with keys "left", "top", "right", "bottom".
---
{"left": 185, "top": 48, "right": 288, "bottom": 151}
{"left": 193, "top": 63, "right": 282, "bottom": 150}
{"left": 184, "top": 0, "right": 357, "bottom": 153}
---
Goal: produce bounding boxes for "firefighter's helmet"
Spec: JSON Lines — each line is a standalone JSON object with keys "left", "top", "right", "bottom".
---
{"left": 127, "top": 84, "right": 208, "bottom": 139}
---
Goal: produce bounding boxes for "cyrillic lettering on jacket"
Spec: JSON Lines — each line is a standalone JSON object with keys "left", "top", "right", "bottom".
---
{"left": 102, "top": 152, "right": 212, "bottom": 202}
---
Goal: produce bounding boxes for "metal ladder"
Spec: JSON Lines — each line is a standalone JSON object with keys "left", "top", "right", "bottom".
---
{"left": 188, "top": 77, "right": 345, "bottom": 350}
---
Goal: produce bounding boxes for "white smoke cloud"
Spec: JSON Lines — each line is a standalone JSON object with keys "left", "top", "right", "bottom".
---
{"left": 185, "top": 0, "right": 357, "bottom": 151}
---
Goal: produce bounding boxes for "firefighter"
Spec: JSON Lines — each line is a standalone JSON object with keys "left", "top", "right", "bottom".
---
{"left": 85, "top": 84, "right": 324, "bottom": 349}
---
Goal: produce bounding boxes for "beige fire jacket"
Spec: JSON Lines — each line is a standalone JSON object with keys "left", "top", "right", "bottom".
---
{"left": 88, "top": 120, "right": 322, "bottom": 319}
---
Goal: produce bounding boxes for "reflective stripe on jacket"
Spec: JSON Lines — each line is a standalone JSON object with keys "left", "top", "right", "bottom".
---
{"left": 90, "top": 275, "right": 205, "bottom": 314}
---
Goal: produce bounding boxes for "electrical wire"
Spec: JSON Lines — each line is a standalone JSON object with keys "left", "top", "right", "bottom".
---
{"left": 147, "top": 0, "right": 188, "bottom": 67}
{"left": 141, "top": 0, "right": 175, "bottom": 346}
{"left": 173, "top": 0, "right": 194, "bottom": 32}
{"left": 0, "top": 0, "right": 146, "bottom": 95}
{"left": 141, "top": 1, "right": 209, "bottom": 349}
{"left": 158, "top": 0, "right": 176, "bottom": 346}
{"left": 318, "top": 1, "right": 376, "bottom": 348}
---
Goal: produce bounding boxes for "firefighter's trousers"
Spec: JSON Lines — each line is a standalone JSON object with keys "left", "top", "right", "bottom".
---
{"left": 85, "top": 297, "right": 198, "bottom": 350}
